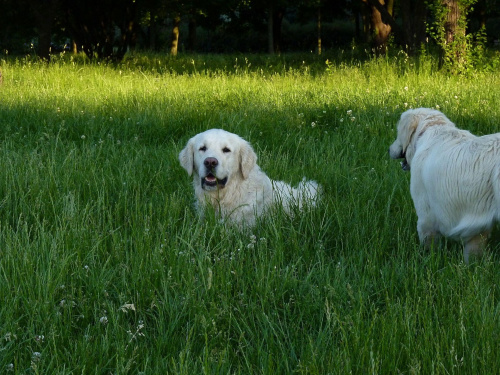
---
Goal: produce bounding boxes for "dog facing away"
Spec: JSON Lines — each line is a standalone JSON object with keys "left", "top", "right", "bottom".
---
{"left": 179, "top": 129, "right": 320, "bottom": 227}
{"left": 389, "top": 107, "right": 500, "bottom": 262}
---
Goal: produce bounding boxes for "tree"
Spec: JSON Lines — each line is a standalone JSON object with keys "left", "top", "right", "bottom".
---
{"left": 317, "top": 5, "right": 322, "bottom": 55}
{"left": 161, "top": 0, "right": 209, "bottom": 55}
{"left": 295, "top": 0, "right": 351, "bottom": 54}
{"left": 0, "top": 0, "right": 34, "bottom": 54}
{"left": 363, "top": 0, "right": 395, "bottom": 54}
{"left": 303, "top": 0, "right": 323, "bottom": 55}
{"left": 187, "top": 14, "right": 197, "bottom": 51}
{"left": 30, "top": 0, "right": 60, "bottom": 60}
{"left": 444, "top": 0, "right": 462, "bottom": 43}
{"left": 360, "top": 0, "right": 427, "bottom": 56}
{"left": 66, "top": 0, "right": 138, "bottom": 61}
{"left": 428, "top": 0, "right": 478, "bottom": 72}
{"left": 170, "top": 13, "right": 181, "bottom": 55}
{"left": 246, "top": 0, "right": 289, "bottom": 54}
{"left": 267, "top": 4, "right": 286, "bottom": 54}
{"left": 137, "top": 0, "right": 166, "bottom": 51}
{"left": 0, "top": 0, "right": 62, "bottom": 59}
{"left": 400, "top": 0, "right": 427, "bottom": 54}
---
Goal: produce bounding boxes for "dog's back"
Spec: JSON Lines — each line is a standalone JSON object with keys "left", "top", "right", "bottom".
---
{"left": 420, "top": 132, "right": 500, "bottom": 239}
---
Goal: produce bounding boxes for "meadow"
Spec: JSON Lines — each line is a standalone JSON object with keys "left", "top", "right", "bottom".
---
{"left": 0, "top": 51, "right": 500, "bottom": 374}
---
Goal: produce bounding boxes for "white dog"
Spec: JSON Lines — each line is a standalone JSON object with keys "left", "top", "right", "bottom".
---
{"left": 179, "top": 129, "right": 320, "bottom": 227}
{"left": 390, "top": 108, "right": 500, "bottom": 262}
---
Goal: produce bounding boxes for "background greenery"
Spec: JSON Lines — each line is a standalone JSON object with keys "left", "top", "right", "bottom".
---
{"left": 0, "top": 52, "right": 500, "bottom": 374}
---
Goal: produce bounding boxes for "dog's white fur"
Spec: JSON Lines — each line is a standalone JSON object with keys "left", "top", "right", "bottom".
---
{"left": 179, "top": 129, "right": 320, "bottom": 226}
{"left": 390, "top": 108, "right": 500, "bottom": 262}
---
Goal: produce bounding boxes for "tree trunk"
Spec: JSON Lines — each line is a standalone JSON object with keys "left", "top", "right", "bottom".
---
{"left": 267, "top": 6, "right": 274, "bottom": 54}
{"left": 441, "top": 0, "right": 468, "bottom": 70}
{"left": 188, "top": 16, "right": 197, "bottom": 52}
{"left": 37, "top": 19, "right": 52, "bottom": 60}
{"left": 150, "top": 15, "right": 157, "bottom": 51}
{"left": 66, "top": 0, "right": 137, "bottom": 62}
{"left": 317, "top": 7, "right": 322, "bottom": 55}
{"left": 118, "top": 19, "right": 136, "bottom": 59}
{"left": 355, "top": 9, "right": 360, "bottom": 40}
{"left": 170, "top": 14, "right": 181, "bottom": 56}
{"left": 272, "top": 8, "right": 284, "bottom": 54}
{"left": 33, "top": 0, "right": 57, "bottom": 60}
{"left": 401, "top": 0, "right": 427, "bottom": 54}
{"left": 477, "top": 0, "right": 487, "bottom": 28}
{"left": 370, "top": 0, "right": 392, "bottom": 54}
{"left": 361, "top": 1, "right": 372, "bottom": 43}
{"left": 443, "top": 0, "right": 462, "bottom": 43}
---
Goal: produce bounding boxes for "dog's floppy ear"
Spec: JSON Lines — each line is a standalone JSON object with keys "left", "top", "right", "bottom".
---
{"left": 179, "top": 138, "right": 195, "bottom": 176}
{"left": 239, "top": 141, "right": 257, "bottom": 179}
{"left": 401, "top": 112, "right": 420, "bottom": 154}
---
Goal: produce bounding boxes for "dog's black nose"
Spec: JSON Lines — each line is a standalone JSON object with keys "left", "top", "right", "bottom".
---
{"left": 204, "top": 157, "right": 218, "bottom": 169}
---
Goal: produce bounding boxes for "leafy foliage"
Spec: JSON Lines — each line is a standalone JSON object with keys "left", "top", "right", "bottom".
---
{"left": 427, "top": 0, "right": 485, "bottom": 74}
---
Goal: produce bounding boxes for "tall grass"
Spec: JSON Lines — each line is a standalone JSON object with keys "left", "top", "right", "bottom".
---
{"left": 0, "top": 52, "right": 500, "bottom": 374}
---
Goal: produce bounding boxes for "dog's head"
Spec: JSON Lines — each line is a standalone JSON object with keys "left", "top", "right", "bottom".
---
{"left": 179, "top": 129, "right": 257, "bottom": 191}
{"left": 389, "top": 108, "right": 454, "bottom": 171}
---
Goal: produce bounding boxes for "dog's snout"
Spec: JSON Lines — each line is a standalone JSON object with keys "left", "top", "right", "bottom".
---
{"left": 204, "top": 157, "right": 218, "bottom": 169}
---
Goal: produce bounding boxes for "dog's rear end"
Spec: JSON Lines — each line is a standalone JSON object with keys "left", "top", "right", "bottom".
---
{"left": 272, "top": 178, "right": 321, "bottom": 211}
{"left": 390, "top": 108, "right": 500, "bottom": 263}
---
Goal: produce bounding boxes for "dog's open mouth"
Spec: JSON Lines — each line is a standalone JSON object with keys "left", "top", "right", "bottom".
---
{"left": 202, "top": 173, "right": 228, "bottom": 189}
{"left": 401, "top": 158, "right": 410, "bottom": 171}
{"left": 397, "top": 151, "right": 410, "bottom": 171}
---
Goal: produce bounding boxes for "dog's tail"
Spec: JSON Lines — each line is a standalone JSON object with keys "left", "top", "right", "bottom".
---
{"left": 297, "top": 177, "right": 322, "bottom": 204}
{"left": 272, "top": 178, "right": 322, "bottom": 212}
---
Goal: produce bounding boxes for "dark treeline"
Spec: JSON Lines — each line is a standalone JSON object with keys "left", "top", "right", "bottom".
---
{"left": 0, "top": 0, "right": 499, "bottom": 63}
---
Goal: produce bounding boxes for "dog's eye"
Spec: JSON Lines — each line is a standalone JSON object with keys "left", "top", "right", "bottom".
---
{"left": 199, "top": 146, "right": 207, "bottom": 152}
{"left": 222, "top": 147, "right": 231, "bottom": 153}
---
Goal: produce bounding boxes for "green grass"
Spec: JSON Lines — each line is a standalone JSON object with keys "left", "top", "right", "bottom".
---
{"left": 1, "top": 52, "right": 500, "bottom": 374}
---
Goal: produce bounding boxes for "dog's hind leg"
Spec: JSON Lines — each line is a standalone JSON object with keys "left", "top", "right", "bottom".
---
{"left": 417, "top": 217, "right": 440, "bottom": 248}
{"left": 463, "top": 231, "right": 490, "bottom": 264}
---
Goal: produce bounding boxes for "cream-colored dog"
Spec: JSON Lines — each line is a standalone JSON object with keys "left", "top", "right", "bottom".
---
{"left": 390, "top": 108, "right": 500, "bottom": 262}
{"left": 179, "top": 129, "right": 320, "bottom": 226}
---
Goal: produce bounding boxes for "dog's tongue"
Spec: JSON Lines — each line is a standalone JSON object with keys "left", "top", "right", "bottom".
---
{"left": 205, "top": 175, "right": 217, "bottom": 182}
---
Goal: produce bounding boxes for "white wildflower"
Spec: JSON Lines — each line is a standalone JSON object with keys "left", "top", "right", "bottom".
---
{"left": 120, "top": 304, "right": 136, "bottom": 313}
